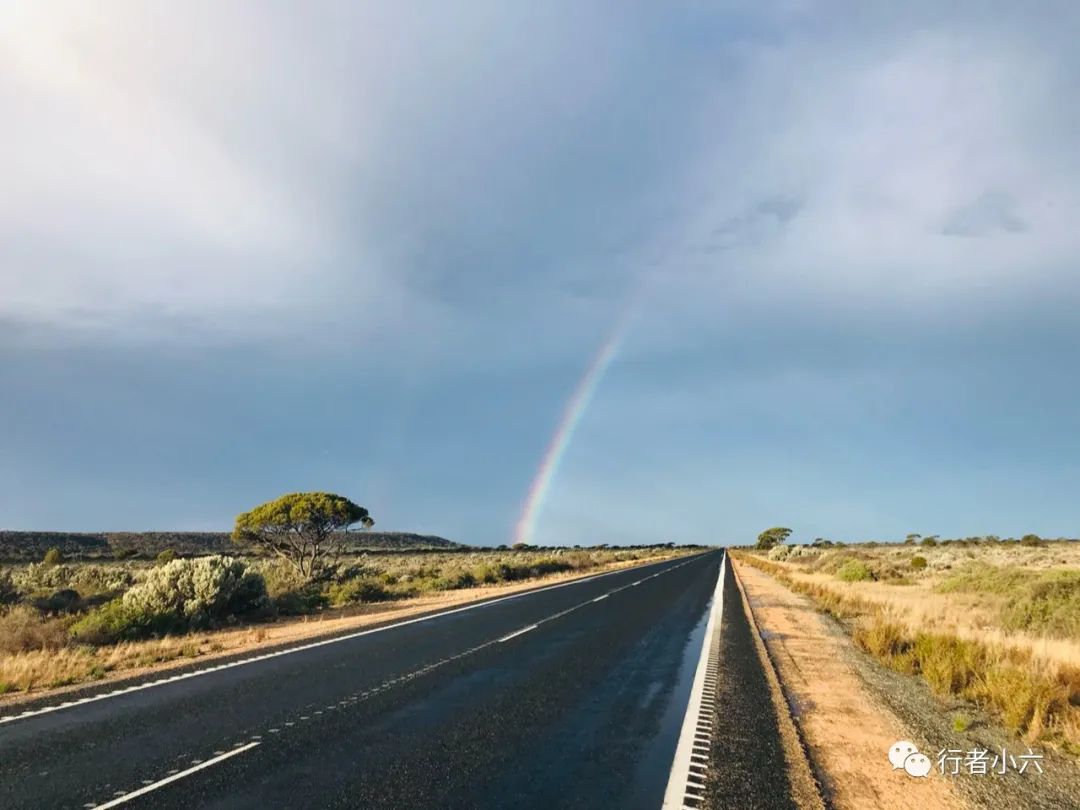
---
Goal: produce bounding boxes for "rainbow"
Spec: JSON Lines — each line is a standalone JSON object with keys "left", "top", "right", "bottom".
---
{"left": 511, "top": 316, "right": 632, "bottom": 546}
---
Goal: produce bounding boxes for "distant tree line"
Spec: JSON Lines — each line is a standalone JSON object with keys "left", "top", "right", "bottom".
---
{"left": 748, "top": 528, "right": 1076, "bottom": 549}
{"left": 0, "top": 529, "right": 460, "bottom": 563}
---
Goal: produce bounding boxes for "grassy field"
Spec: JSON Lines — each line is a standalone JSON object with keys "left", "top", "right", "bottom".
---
{"left": 735, "top": 539, "right": 1080, "bottom": 756}
{"left": 0, "top": 546, "right": 690, "bottom": 698}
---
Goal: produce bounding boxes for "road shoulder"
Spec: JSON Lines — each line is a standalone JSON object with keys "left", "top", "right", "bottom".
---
{"left": 732, "top": 557, "right": 966, "bottom": 810}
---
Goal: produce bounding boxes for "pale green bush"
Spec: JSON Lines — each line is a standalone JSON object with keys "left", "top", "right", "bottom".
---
{"left": 837, "top": 559, "right": 874, "bottom": 582}
{"left": 15, "top": 563, "right": 135, "bottom": 596}
{"left": 768, "top": 545, "right": 792, "bottom": 561}
{"left": 122, "top": 556, "right": 267, "bottom": 627}
{"left": 249, "top": 559, "right": 306, "bottom": 597}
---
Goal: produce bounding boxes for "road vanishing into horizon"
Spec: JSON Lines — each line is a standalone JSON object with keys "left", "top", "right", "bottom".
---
{"left": 0, "top": 551, "right": 798, "bottom": 809}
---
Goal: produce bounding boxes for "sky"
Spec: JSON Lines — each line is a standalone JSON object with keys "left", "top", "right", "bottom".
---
{"left": 2, "top": 1, "right": 1079, "bottom": 546}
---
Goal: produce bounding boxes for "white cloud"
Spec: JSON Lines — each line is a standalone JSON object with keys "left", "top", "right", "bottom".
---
{"left": 2, "top": 2, "right": 1078, "bottom": 350}
{"left": 657, "top": 25, "right": 1080, "bottom": 313}
{"left": 0, "top": 2, "right": 409, "bottom": 338}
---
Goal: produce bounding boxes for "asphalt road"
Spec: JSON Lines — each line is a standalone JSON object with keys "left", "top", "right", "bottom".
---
{"left": 0, "top": 550, "right": 795, "bottom": 809}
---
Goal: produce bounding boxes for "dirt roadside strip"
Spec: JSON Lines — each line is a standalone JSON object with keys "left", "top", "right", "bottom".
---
{"left": 732, "top": 556, "right": 1080, "bottom": 810}
{"left": 0, "top": 552, "right": 692, "bottom": 713}
{"left": 732, "top": 557, "right": 966, "bottom": 809}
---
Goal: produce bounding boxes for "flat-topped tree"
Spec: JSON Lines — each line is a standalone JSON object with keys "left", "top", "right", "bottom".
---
{"left": 232, "top": 492, "right": 373, "bottom": 580}
{"left": 756, "top": 526, "right": 792, "bottom": 551}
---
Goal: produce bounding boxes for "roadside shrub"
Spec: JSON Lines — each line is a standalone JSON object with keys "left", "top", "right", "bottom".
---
{"left": 329, "top": 561, "right": 370, "bottom": 582}
{"left": 0, "top": 570, "right": 18, "bottom": 605}
{"left": 913, "top": 634, "right": 986, "bottom": 696}
{"left": 434, "top": 571, "right": 477, "bottom": 590}
{"left": 253, "top": 559, "right": 307, "bottom": 598}
{"left": 272, "top": 587, "right": 329, "bottom": 615}
{"left": 568, "top": 550, "right": 599, "bottom": 566}
{"left": 326, "top": 578, "right": 393, "bottom": 606}
{"left": 495, "top": 562, "right": 524, "bottom": 582}
{"left": 767, "top": 545, "right": 792, "bottom": 561}
{"left": 910, "top": 556, "right": 928, "bottom": 570}
{"left": 42, "top": 547, "right": 64, "bottom": 566}
{"left": 806, "top": 551, "right": 867, "bottom": 575}
{"left": 999, "top": 570, "right": 1080, "bottom": 638}
{"left": 853, "top": 619, "right": 911, "bottom": 661}
{"left": 123, "top": 556, "right": 267, "bottom": 627}
{"left": 156, "top": 548, "right": 176, "bottom": 565}
{"left": 938, "top": 566, "right": 1080, "bottom": 639}
{"left": 1020, "top": 534, "right": 1044, "bottom": 548}
{"left": 937, "top": 564, "right": 1031, "bottom": 595}
{"left": 34, "top": 589, "right": 82, "bottom": 614}
{"left": 472, "top": 564, "right": 500, "bottom": 584}
{"left": 68, "top": 599, "right": 176, "bottom": 645}
{"left": 980, "top": 665, "right": 1070, "bottom": 740}
{"left": 14, "top": 563, "right": 134, "bottom": 598}
{"left": 0, "top": 605, "right": 70, "bottom": 653}
{"left": 528, "top": 557, "right": 573, "bottom": 577}
{"left": 836, "top": 560, "right": 874, "bottom": 582}
{"left": 252, "top": 560, "right": 332, "bottom": 613}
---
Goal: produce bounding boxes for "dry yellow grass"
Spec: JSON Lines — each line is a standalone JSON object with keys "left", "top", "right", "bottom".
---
{"left": 771, "top": 543, "right": 1080, "bottom": 667}
{"left": 737, "top": 544, "right": 1080, "bottom": 755}
{"left": 789, "top": 570, "right": 1080, "bottom": 669}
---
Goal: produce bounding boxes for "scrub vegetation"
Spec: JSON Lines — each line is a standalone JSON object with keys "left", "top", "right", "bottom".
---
{"left": 736, "top": 537, "right": 1080, "bottom": 756}
{"left": 0, "top": 544, "right": 689, "bottom": 697}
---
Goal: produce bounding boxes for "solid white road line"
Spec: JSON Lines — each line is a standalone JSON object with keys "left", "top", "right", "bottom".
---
{"left": 88, "top": 742, "right": 261, "bottom": 809}
{"left": 0, "top": 554, "right": 703, "bottom": 727}
{"left": 661, "top": 551, "right": 725, "bottom": 810}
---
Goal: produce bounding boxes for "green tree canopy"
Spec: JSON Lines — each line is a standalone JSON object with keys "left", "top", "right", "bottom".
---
{"left": 232, "top": 492, "right": 373, "bottom": 580}
{"left": 756, "top": 527, "right": 792, "bottom": 551}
